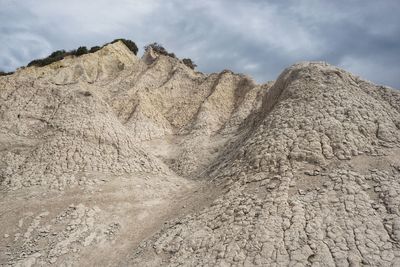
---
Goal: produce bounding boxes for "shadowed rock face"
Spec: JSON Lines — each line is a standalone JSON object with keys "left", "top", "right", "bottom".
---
{"left": 1, "top": 41, "right": 400, "bottom": 266}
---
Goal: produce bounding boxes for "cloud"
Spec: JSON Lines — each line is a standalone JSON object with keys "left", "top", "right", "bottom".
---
{"left": 0, "top": 0, "right": 399, "bottom": 88}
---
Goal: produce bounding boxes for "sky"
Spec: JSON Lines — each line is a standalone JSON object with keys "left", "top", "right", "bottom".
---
{"left": 1, "top": 0, "right": 399, "bottom": 88}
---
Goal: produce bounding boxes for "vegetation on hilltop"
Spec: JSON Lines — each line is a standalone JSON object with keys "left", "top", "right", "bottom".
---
{"left": 0, "top": 70, "right": 14, "bottom": 76}
{"left": 144, "top": 43, "right": 176, "bottom": 58}
{"left": 182, "top": 58, "right": 197, "bottom": 70}
{"left": 144, "top": 43, "right": 197, "bottom": 70}
{"left": 111, "top": 39, "right": 138, "bottom": 55}
{"left": 27, "top": 38, "right": 139, "bottom": 68}
{"left": 15, "top": 38, "right": 196, "bottom": 70}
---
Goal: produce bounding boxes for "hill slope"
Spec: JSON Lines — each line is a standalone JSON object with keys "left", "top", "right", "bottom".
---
{"left": 1, "top": 41, "right": 400, "bottom": 266}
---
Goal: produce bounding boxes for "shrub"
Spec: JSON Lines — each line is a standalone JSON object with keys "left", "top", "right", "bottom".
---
{"left": 111, "top": 39, "right": 138, "bottom": 55}
{"left": 28, "top": 49, "right": 69, "bottom": 67}
{"left": 89, "top": 46, "right": 101, "bottom": 53}
{"left": 27, "top": 47, "right": 88, "bottom": 67}
{"left": 75, "top": 46, "right": 88, "bottom": 56}
{"left": 182, "top": 58, "right": 197, "bottom": 70}
{"left": 28, "top": 57, "right": 60, "bottom": 67}
{"left": 26, "top": 38, "right": 139, "bottom": 68}
{"left": 144, "top": 43, "right": 176, "bottom": 58}
{"left": 0, "top": 70, "right": 14, "bottom": 76}
{"left": 49, "top": 50, "right": 67, "bottom": 58}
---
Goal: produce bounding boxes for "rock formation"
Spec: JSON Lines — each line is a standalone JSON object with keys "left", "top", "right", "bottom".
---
{"left": 0, "top": 40, "right": 399, "bottom": 266}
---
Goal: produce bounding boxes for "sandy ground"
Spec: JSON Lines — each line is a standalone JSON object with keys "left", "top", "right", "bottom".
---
{"left": 0, "top": 172, "right": 224, "bottom": 266}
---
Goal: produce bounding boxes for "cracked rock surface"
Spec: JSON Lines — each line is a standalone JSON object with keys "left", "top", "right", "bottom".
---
{"left": 1, "top": 41, "right": 400, "bottom": 266}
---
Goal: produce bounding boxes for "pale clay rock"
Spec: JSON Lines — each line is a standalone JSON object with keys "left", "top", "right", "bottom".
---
{"left": 0, "top": 42, "right": 400, "bottom": 266}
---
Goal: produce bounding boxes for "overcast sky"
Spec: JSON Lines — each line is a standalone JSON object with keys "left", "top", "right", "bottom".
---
{"left": 1, "top": 0, "right": 399, "bottom": 88}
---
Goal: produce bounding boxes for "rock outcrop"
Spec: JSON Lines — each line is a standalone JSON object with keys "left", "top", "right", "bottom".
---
{"left": 132, "top": 62, "right": 400, "bottom": 266}
{"left": 1, "top": 41, "right": 399, "bottom": 266}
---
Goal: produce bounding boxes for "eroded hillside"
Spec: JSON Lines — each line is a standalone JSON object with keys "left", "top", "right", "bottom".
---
{"left": 1, "top": 41, "right": 400, "bottom": 266}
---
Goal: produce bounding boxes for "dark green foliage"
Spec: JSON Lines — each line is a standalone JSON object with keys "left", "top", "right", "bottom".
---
{"left": 0, "top": 70, "right": 14, "bottom": 76}
{"left": 75, "top": 46, "right": 88, "bottom": 56}
{"left": 144, "top": 43, "right": 176, "bottom": 58}
{"left": 26, "top": 38, "right": 139, "bottom": 68}
{"left": 89, "top": 46, "right": 101, "bottom": 53}
{"left": 182, "top": 58, "right": 197, "bottom": 70}
{"left": 49, "top": 50, "right": 66, "bottom": 58}
{"left": 111, "top": 39, "right": 138, "bottom": 55}
{"left": 28, "top": 56, "right": 63, "bottom": 67}
{"left": 28, "top": 49, "right": 71, "bottom": 67}
{"left": 27, "top": 38, "right": 139, "bottom": 68}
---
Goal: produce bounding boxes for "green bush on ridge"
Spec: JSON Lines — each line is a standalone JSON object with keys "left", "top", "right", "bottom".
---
{"left": 182, "top": 58, "right": 197, "bottom": 70}
{"left": 75, "top": 46, "right": 88, "bottom": 56}
{"left": 89, "top": 46, "right": 101, "bottom": 53}
{"left": 23, "top": 38, "right": 196, "bottom": 71}
{"left": 27, "top": 39, "right": 139, "bottom": 68}
{"left": 0, "top": 70, "right": 14, "bottom": 76}
{"left": 144, "top": 43, "right": 197, "bottom": 70}
{"left": 111, "top": 39, "right": 138, "bottom": 55}
{"left": 144, "top": 43, "right": 176, "bottom": 58}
